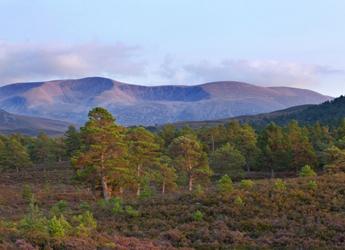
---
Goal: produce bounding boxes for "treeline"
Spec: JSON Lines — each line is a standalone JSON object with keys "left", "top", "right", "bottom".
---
{"left": 1, "top": 107, "right": 345, "bottom": 199}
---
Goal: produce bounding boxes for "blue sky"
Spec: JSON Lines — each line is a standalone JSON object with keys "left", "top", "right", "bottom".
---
{"left": 0, "top": 0, "right": 344, "bottom": 96}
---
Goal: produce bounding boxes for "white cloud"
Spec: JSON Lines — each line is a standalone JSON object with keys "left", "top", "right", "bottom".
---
{"left": 159, "top": 58, "right": 344, "bottom": 87}
{"left": 0, "top": 41, "right": 146, "bottom": 84}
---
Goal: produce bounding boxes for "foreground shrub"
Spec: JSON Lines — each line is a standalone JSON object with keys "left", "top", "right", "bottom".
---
{"left": 98, "top": 197, "right": 123, "bottom": 214}
{"left": 193, "top": 184, "right": 205, "bottom": 197}
{"left": 73, "top": 211, "right": 97, "bottom": 237}
{"left": 18, "top": 202, "right": 48, "bottom": 240}
{"left": 274, "top": 179, "right": 287, "bottom": 191}
{"left": 193, "top": 210, "right": 203, "bottom": 221}
{"left": 125, "top": 205, "right": 140, "bottom": 217}
{"left": 307, "top": 180, "right": 318, "bottom": 190}
{"left": 79, "top": 201, "right": 91, "bottom": 211}
{"left": 22, "top": 184, "right": 34, "bottom": 203}
{"left": 50, "top": 200, "right": 69, "bottom": 216}
{"left": 240, "top": 179, "right": 254, "bottom": 189}
{"left": 299, "top": 165, "right": 317, "bottom": 177}
{"left": 234, "top": 196, "right": 244, "bottom": 206}
{"left": 48, "top": 215, "right": 71, "bottom": 238}
{"left": 140, "top": 185, "right": 154, "bottom": 199}
{"left": 217, "top": 175, "right": 233, "bottom": 195}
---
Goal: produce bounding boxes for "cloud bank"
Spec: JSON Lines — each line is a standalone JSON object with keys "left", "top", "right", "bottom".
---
{"left": 159, "top": 58, "right": 344, "bottom": 88}
{"left": 0, "top": 42, "right": 146, "bottom": 83}
{"left": 0, "top": 41, "right": 343, "bottom": 90}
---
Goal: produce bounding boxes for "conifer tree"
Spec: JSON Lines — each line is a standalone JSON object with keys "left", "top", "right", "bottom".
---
{"left": 210, "top": 143, "right": 245, "bottom": 178}
{"left": 0, "top": 137, "right": 33, "bottom": 172}
{"left": 287, "top": 121, "right": 317, "bottom": 172}
{"left": 64, "top": 125, "right": 81, "bottom": 157}
{"left": 126, "top": 127, "right": 160, "bottom": 196}
{"left": 169, "top": 136, "right": 211, "bottom": 191}
{"left": 72, "top": 107, "right": 127, "bottom": 200}
{"left": 259, "top": 123, "right": 289, "bottom": 177}
{"left": 154, "top": 155, "right": 177, "bottom": 194}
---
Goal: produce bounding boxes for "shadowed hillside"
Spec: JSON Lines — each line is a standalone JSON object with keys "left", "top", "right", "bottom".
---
{"left": 0, "top": 109, "right": 70, "bottom": 135}
{"left": 172, "top": 96, "right": 345, "bottom": 129}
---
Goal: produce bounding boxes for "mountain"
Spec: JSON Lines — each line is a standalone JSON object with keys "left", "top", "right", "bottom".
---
{"left": 172, "top": 96, "right": 345, "bottom": 129}
{"left": 0, "top": 77, "right": 331, "bottom": 126}
{"left": 0, "top": 109, "right": 70, "bottom": 136}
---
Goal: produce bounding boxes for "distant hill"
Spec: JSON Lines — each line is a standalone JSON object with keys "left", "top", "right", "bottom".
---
{"left": 172, "top": 96, "right": 345, "bottom": 129}
{"left": 0, "top": 109, "right": 70, "bottom": 136}
{"left": 0, "top": 77, "right": 331, "bottom": 126}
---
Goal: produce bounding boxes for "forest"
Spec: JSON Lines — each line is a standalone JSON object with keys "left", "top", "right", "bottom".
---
{"left": 1, "top": 106, "right": 345, "bottom": 249}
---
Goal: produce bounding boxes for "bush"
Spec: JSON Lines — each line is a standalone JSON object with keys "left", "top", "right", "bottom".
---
{"left": 299, "top": 165, "right": 317, "bottom": 177}
{"left": 73, "top": 211, "right": 97, "bottom": 237}
{"left": 240, "top": 179, "right": 254, "bottom": 189}
{"left": 98, "top": 197, "right": 123, "bottom": 215}
{"left": 193, "top": 210, "right": 203, "bottom": 221}
{"left": 48, "top": 215, "right": 71, "bottom": 238}
{"left": 234, "top": 196, "right": 244, "bottom": 206}
{"left": 22, "top": 184, "right": 33, "bottom": 203}
{"left": 307, "top": 180, "right": 318, "bottom": 190}
{"left": 140, "top": 185, "right": 154, "bottom": 199}
{"left": 125, "top": 205, "right": 140, "bottom": 217}
{"left": 274, "top": 179, "right": 287, "bottom": 191}
{"left": 79, "top": 201, "right": 91, "bottom": 211}
{"left": 110, "top": 197, "right": 124, "bottom": 214}
{"left": 217, "top": 175, "right": 233, "bottom": 195}
{"left": 18, "top": 201, "right": 48, "bottom": 239}
{"left": 50, "top": 200, "right": 69, "bottom": 216}
{"left": 193, "top": 184, "right": 205, "bottom": 197}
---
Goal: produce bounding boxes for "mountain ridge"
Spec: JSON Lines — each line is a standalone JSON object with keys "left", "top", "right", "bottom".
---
{"left": 0, "top": 77, "right": 331, "bottom": 126}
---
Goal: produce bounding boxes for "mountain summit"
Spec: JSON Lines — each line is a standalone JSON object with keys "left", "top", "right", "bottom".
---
{"left": 0, "top": 77, "right": 331, "bottom": 126}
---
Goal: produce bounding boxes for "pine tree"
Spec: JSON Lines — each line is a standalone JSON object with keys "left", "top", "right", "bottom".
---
{"left": 287, "top": 121, "right": 317, "bottom": 172}
{"left": 64, "top": 125, "right": 81, "bottom": 157}
{"left": 169, "top": 136, "right": 212, "bottom": 191}
{"left": 155, "top": 155, "right": 177, "bottom": 194}
{"left": 228, "top": 123, "right": 259, "bottom": 172}
{"left": 258, "top": 123, "right": 289, "bottom": 177}
{"left": 126, "top": 127, "right": 160, "bottom": 196}
{"left": 72, "top": 107, "right": 127, "bottom": 200}
{"left": 210, "top": 143, "right": 245, "bottom": 178}
{"left": 29, "top": 132, "right": 52, "bottom": 163}
{"left": 0, "top": 137, "right": 33, "bottom": 172}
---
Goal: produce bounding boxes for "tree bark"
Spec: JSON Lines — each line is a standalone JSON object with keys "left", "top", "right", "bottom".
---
{"left": 101, "top": 175, "right": 111, "bottom": 200}
{"left": 100, "top": 152, "right": 110, "bottom": 200}
{"left": 136, "top": 164, "right": 141, "bottom": 196}
{"left": 162, "top": 180, "right": 166, "bottom": 195}
{"left": 188, "top": 175, "right": 193, "bottom": 192}
{"left": 211, "top": 135, "right": 215, "bottom": 153}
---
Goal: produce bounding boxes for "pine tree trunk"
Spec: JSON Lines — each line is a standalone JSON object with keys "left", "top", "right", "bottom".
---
{"left": 211, "top": 135, "right": 215, "bottom": 153}
{"left": 101, "top": 175, "right": 110, "bottom": 200}
{"left": 119, "top": 187, "right": 124, "bottom": 196}
{"left": 136, "top": 164, "right": 141, "bottom": 196}
{"left": 162, "top": 180, "right": 166, "bottom": 195}
{"left": 100, "top": 152, "right": 110, "bottom": 200}
{"left": 188, "top": 175, "right": 193, "bottom": 192}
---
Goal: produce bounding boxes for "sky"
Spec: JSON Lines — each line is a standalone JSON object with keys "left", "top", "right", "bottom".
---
{"left": 0, "top": 0, "right": 344, "bottom": 96}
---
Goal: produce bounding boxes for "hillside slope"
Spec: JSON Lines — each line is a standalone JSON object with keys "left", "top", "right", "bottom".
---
{"left": 173, "top": 96, "right": 345, "bottom": 128}
{"left": 0, "top": 109, "right": 70, "bottom": 135}
{"left": 0, "top": 77, "right": 331, "bottom": 126}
